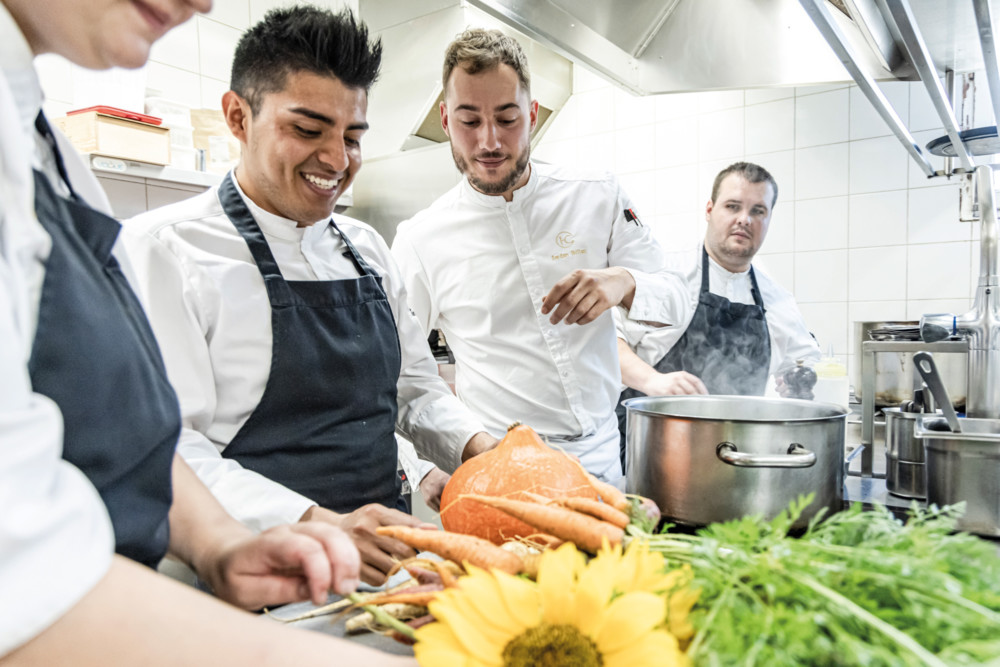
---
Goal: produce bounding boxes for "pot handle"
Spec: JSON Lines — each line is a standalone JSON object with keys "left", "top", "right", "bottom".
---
{"left": 716, "top": 442, "right": 817, "bottom": 468}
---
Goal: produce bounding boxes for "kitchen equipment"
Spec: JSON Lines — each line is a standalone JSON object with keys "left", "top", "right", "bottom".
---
{"left": 622, "top": 395, "right": 847, "bottom": 529}
{"left": 852, "top": 321, "right": 968, "bottom": 410}
{"left": 920, "top": 165, "right": 1000, "bottom": 420}
{"left": 854, "top": 334, "right": 967, "bottom": 478}
{"left": 883, "top": 406, "right": 931, "bottom": 499}
{"left": 913, "top": 351, "right": 962, "bottom": 433}
{"left": 916, "top": 416, "right": 1000, "bottom": 537}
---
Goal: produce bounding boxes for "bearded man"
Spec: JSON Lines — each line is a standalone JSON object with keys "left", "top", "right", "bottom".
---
{"left": 391, "top": 28, "right": 679, "bottom": 487}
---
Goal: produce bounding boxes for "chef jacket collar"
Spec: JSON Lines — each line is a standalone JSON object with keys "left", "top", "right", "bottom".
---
{"left": 459, "top": 159, "right": 538, "bottom": 208}
{"left": 227, "top": 170, "right": 332, "bottom": 244}
{"left": 0, "top": 3, "right": 43, "bottom": 145}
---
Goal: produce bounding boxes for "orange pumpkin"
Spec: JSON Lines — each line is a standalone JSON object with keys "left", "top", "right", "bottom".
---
{"left": 440, "top": 422, "right": 599, "bottom": 544}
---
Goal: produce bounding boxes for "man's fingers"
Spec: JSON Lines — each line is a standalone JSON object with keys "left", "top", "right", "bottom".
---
{"left": 287, "top": 522, "right": 361, "bottom": 597}
{"left": 541, "top": 277, "right": 575, "bottom": 315}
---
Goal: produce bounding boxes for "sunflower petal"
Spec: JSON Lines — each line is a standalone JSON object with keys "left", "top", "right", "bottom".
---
{"left": 493, "top": 569, "right": 542, "bottom": 628}
{"left": 537, "top": 543, "right": 582, "bottom": 624}
{"left": 450, "top": 569, "right": 528, "bottom": 636}
{"left": 593, "top": 592, "right": 667, "bottom": 654}
{"left": 415, "top": 620, "right": 485, "bottom": 667}
{"left": 427, "top": 593, "right": 506, "bottom": 663}
{"left": 604, "top": 629, "right": 688, "bottom": 667}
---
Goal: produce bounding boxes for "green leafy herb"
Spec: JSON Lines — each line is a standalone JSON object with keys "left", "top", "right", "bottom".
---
{"left": 630, "top": 497, "right": 1000, "bottom": 665}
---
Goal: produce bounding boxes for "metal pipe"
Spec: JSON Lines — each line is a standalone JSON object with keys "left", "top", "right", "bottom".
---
{"left": 883, "top": 0, "right": 975, "bottom": 172}
{"left": 973, "top": 0, "right": 1000, "bottom": 133}
{"left": 798, "top": 0, "right": 936, "bottom": 177}
{"left": 979, "top": 165, "right": 999, "bottom": 283}
{"left": 921, "top": 164, "right": 1000, "bottom": 418}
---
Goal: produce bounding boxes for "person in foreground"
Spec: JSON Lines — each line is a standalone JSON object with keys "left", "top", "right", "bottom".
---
{"left": 616, "top": 161, "right": 821, "bottom": 463}
{"left": 0, "top": 0, "right": 412, "bottom": 664}
{"left": 391, "top": 28, "right": 679, "bottom": 488}
{"left": 123, "top": 6, "right": 494, "bottom": 586}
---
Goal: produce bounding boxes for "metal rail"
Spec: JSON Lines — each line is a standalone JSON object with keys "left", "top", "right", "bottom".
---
{"left": 798, "top": 0, "right": 937, "bottom": 177}
{"left": 973, "top": 0, "right": 1000, "bottom": 136}
{"left": 882, "top": 0, "right": 975, "bottom": 171}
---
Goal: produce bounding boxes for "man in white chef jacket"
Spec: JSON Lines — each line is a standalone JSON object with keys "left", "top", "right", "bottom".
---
{"left": 0, "top": 0, "right": 418, "bottom": 665}
{"left": 124, "top": 6, "right": 494, "bottom": 586}
{"left": 391, "top": 29, "right": 679, "bottom": 487}
{"left": 615, "top": 161, "right": 821, "bottom": 463}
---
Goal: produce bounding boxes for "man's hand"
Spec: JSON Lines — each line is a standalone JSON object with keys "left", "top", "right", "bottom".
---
{"left": 198, "top": 522, "right": 361, "bottom": 610}
{"left": 461, "top": 431, "right": 498, "bottom": 462}
{"left": 541, "top": 267, "right": 636, "bottom": 325}
{"left": 301, "top": 504, "right": 434, "bottom": 585}
{"left": 418, "top": 467, "right": 450, "bottom": 512}
{"left": 644, "top": 370, "right": 708, "bottom": 396}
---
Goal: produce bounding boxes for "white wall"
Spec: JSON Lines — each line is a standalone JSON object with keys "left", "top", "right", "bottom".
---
{"left": 534, "top": 68, "right": 984, "bottom": 377}
{"left": 35, "top": 0, "right": 356, "bottom": 118}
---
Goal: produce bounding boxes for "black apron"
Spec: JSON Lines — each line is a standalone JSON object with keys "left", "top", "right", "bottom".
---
{"left": 27, "top": 113, "right": 179, "bottom": 568}
{"left": 617, "top": 248, "right": 771, "bottom": 468}
{"left": 216, "top": 176, "right": 402, "bottom": 513}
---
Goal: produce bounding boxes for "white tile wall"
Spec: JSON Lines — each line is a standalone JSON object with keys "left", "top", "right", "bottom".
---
{"left": 794, "top": 197, "right": 847, "bottom": 252}
{"left": 795, "top": 88, "right": 849, "bottom": 148}
{"left": 535, "top": 77, "right": 980, "bottom": 359}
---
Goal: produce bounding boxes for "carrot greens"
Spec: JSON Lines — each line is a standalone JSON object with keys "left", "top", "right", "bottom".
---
{"left": 630, "top": 498, "right": 1000, "bottom": 665}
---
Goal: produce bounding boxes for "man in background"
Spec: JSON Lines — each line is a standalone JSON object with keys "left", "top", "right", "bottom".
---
{"left": 616, "top": 161, "right": 820, "bottom": 464}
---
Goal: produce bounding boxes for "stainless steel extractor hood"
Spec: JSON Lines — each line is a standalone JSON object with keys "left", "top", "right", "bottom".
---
{"left": 464, "top": 0, "right": 897, "bottom": 94}
{"left": 359, "top": 0, "right": 573, "bottom": 161}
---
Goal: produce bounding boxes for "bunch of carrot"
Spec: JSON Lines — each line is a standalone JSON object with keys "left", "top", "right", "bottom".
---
{"left": 330, "top": 464, "right": 660, "bottom": 641}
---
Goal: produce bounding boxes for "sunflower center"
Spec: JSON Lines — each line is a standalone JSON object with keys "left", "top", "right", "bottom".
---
{"left": 502, "top": 623, "right": 603, "bottom": 667}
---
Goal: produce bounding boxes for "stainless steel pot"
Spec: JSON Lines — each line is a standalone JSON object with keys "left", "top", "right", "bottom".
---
{"left": 883, "top": 407, "right": 931, "bottom": 500}
{"left": 916, "top": 416, "right": 1000, "bottom": 537}
{"left": 622, "top": 395, "right": 847, "bottom": 529}
{"left": 852, "top": 321, "right": 968, "bottom": 409}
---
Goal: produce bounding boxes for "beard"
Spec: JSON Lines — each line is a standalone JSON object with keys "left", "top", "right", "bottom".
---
{"left": 720, "top": 236, "right": 757, "bottom": 259}
{"left": 452, "top": 145, "right": 530, "bottom": 195}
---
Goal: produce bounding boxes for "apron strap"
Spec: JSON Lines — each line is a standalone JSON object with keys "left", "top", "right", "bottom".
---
{"left": 34, "top": 111, "right": 79, "bottom": 201}
{"left": 217, "top": 174, "right": 286, "bottom": 279}
{"left": 702, "top": 245, "right": 767, "bottom": 313}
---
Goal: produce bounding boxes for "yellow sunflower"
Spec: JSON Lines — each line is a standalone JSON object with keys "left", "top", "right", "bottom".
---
{"left": 413, "top": 541, "right": 693, "bottom": 667}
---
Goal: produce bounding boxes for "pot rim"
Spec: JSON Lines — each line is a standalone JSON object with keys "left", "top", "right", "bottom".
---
{"left": 622, "top": 394, "right": 849, "bottom": 423}
{"left": 915, "top": 416, "right": 1000, "bottom": 442}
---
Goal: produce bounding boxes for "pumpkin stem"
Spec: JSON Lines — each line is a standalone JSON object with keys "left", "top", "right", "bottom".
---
{"left": 506, "top": 421, "right": 522, "bottom": 431}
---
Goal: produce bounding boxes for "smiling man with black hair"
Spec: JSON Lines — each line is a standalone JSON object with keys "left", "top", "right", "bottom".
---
{"left": 124, "top": 5, "right": 493, "bottom": 587}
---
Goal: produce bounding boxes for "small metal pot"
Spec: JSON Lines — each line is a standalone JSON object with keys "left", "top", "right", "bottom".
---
{"left": 916, "top": 416, "right": 1000, "bottom": 537}
{"left": 622, "top": 395, "right": 847, "bottom": 529}
{"left": 883, "top": 407, "right": 931, "bottom": 500}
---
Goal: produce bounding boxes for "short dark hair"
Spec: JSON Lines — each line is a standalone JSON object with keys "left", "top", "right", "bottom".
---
{"left": 231, "top": 5, "right": 382, "bottom": 114}
{"left": 711, "top": 161, "right": 778, "bottom": 208}
{"left": 442, "top": 28, "right": 530, "bottom": 96}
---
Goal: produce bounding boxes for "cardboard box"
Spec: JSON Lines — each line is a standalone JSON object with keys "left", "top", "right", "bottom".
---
{"left": 54, "top": 111, "right": 171, "bottom": 165}
{"left": 191, "top": 108, "right": 240, "bottom": 175}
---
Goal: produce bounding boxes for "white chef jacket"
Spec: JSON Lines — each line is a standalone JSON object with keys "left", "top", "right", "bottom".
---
{"left": 391, "top": 161, "right": 679, "bottom": 482}
{"left": 617, "top": 243, "right": 821, "bottom": 383}
{"left": 0, "top": 4, "right": 115, "bottom": 656}
{"left": 123, "top": 174, "right": 486, "bottom": 532}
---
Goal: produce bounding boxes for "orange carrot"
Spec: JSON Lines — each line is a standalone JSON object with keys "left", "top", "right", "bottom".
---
{"left": 375, "top": 526, "right": 524, "bottom": 575}
{"left": 567, "top": 458, "right": 630, "bottom": 511}
{"left": 520, "top": 489, "right": 629, "bottom": 529}
{"left": 555, "top": 496, "right": 630, "bottom": 529}
{"left": 460, "top": 494, "right": 624, "bottom": 553}
{"left": 432, "top": 560, "right": 458, "bottom": 588}
{"left": 358, "top": 590, "right": 441, "bottom": 607}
